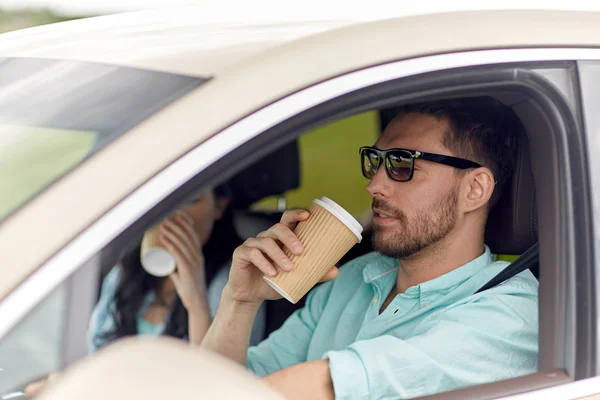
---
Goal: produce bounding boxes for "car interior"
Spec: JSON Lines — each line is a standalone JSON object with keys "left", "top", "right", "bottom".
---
{"left": 97, "top": 140, "right": 307, "bottom": 337}
{"left": 95, "top": 95, "right": 539, "bottom": 342}
{"left": 8, "top": 62, "right": 584, "bottom": 399}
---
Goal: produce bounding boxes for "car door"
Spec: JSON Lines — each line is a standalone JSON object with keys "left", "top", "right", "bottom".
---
{"left": 2, "top": 14, "right": 600, "bottom": 400}
{"left": 0, "top": 49, "right": 590, "bottom": 400}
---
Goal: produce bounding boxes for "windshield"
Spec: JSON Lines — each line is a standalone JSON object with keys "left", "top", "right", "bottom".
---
{"left": 0, "top": 57, "right": 207, "bottom": 221}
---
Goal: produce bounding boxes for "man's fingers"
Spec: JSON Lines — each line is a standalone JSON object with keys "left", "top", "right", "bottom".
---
{"left": 257, "top": 223, "right": 304, "bottom": 256}
{"left": 254, "top": 209, "right": 309, "bottom": 255}
{"left": 319, "top": 266, "right": 339, "bottom": 283}
{"left": 236, "top": 246, "right": 278, "bottom": 277}
{"left": 279, "top": 209, "right": 310, "bottom": 230}
{"left": 244, "top": 237, "right": 294, "bottom": 271}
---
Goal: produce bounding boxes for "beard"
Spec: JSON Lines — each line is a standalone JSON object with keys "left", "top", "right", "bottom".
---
{"left": 372, "top": 186, "right": 459, "bottom": 259}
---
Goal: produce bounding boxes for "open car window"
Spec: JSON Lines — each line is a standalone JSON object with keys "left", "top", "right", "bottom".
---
{"left": 253, "top": 111, "right": 378, "bottom": 220}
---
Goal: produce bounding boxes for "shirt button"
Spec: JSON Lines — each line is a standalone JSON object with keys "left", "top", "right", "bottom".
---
{"left": 372, "top": 297, "right": 378, "bottom": 304}
{"left": 423, "top": 301, "right": 431, "bottom": 307}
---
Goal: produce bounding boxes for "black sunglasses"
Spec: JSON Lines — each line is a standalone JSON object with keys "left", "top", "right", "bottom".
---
{"left": 360, "top": 146, "right": 482, "bottom": 182}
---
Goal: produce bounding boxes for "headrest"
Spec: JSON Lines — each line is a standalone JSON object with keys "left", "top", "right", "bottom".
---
{"left": 229, "top": 140, "right": 300, "bottom": 209}
{"left": 485, "top": 133, "right": 538, "bottom": 255}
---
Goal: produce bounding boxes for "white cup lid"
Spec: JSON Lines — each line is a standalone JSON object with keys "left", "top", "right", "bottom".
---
{"left": 312, "top": 197, "right": 363, "bottom": 242}
{"left": 141, "top": 248, "right": 176, "bottom": 277}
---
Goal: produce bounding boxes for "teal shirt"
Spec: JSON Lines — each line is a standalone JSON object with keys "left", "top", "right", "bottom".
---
{"left": 247, "top": 247, "right": 538, "bottom": 399}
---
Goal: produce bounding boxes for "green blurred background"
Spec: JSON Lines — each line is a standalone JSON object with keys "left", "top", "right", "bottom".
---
{"left": 255, "top": 112, "right": 378, "bottom": 217}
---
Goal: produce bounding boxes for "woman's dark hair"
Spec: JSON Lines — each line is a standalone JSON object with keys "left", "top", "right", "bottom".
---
{"left": 98, "top": 183, "right": 241, "bottom": 346}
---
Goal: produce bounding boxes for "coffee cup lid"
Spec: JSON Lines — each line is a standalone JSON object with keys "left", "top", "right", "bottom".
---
{"left": 141, "top": 248, "right": 176, "bottom": 277}
{"left": 313, "top": 197, "right": 363, "bottom": 242}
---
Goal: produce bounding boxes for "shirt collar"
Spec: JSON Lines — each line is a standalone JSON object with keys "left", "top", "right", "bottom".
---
{"left": 362, "top": 246, "right": 493, "bottom": 302}
{"left": 417, "top": 246, "right": 493, "bottom": 293}
{"left": 362, "top": 255, "right": 399, "bottom": 283}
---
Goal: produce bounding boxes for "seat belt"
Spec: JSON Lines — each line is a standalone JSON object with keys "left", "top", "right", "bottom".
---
{"left": 474, "top": 242, "right": 539, "bottom": 294}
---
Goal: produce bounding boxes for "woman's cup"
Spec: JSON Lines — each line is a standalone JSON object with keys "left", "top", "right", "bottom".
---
{"left": 263, "top": 197, "right": 363, "bottom": 303}
{"left": 140, "top": 210, "right": 194, "bottom": 277}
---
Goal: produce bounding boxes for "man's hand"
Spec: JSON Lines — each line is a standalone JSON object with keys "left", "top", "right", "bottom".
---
{"left": 201, "top": 209, "right": 338, "bottom": 364}
{"left": 223, "top": 209, "right": 339, "bottom": 306}
{"left": 263, "top": 360, "right": 334, "bottom": 400}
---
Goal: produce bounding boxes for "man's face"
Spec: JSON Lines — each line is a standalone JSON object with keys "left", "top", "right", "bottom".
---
{"left": 367, "top": 113, "right": 462, "bottom": 259}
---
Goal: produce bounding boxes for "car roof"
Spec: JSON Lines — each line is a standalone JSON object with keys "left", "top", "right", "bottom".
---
{"left": 0, "top": 7, "right": 365, "bottom": 76}
{"left": 2, "top": 8, "right": 600, "bottom": 301}
{"left": 1, "top": 8, "right": 600, "bottom": 76}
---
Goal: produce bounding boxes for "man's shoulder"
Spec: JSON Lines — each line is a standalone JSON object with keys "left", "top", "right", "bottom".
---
{"left": 439, "top": 261, "right": 539, "bottom": 325}
{"left": 479, "top": 260, "right": 538, "bottom": 293}
{"left": 469, "top": 260, "right": 539, "bottom": 307}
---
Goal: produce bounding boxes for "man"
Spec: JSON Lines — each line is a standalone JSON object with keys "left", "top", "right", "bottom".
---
{"left": 200, "top": 97, "right": 539, "bottom": 399}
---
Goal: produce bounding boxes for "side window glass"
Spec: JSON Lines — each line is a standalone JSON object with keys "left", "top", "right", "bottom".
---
{"left": 0, "top": 283, "right": 66, "bottom": 394}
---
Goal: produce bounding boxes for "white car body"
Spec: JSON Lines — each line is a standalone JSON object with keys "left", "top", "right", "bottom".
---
{"left": 1, "top": 6, "right": 600, "bottom": 399}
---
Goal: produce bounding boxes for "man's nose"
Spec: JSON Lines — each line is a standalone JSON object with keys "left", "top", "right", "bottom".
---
{"left": 366, "top": 164, "right": 392, "bottom": 197}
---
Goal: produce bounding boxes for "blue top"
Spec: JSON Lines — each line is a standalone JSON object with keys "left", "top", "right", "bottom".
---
{"left": 247, "top": 247, "right": 538, "bottom": 399}
{"left": 87, "top": 264, "right": 266, "bottom": 353}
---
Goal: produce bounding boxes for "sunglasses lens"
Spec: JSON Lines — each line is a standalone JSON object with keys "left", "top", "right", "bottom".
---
{"left": 361, "top": 148, "right": 381, "bottom": 179}
{"left": 387, "top": 151, "right": 413, "bottom": 181}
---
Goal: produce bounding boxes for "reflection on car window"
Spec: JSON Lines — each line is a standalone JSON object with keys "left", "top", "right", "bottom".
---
{"left": 0, "top": 57, "right": 208, "bottom": 222}
{"left": 0, "top": 126, "right": 95, "bottom": 219}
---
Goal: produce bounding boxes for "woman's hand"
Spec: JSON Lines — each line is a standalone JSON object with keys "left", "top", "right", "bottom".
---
{"left": 160, "top": 214, "right": 212, "bottom": 345}
{"left": 159, "top": 214, "right": 208, "bottom": 312}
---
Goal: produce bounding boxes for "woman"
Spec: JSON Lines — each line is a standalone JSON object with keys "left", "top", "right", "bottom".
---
{"left": 25, "top": 184, "right": 266, "bottom": 398}
{"left": 88, "top": 183, "right": 266, "bottom": 351}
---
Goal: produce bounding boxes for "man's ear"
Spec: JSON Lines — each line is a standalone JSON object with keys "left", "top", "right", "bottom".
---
{"left": 462, "top": 167, "right": 495, "bottom": 213}
{"left": 214, "top": 196, "right": 231, "bottom": 220}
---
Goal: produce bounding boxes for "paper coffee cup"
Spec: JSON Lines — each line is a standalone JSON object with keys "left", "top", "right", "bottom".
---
{"left": 263, "top": 197, "right": 362, "bottom": 303}
{"left": 140, "top": 211, "right": 194, "bottom": 277}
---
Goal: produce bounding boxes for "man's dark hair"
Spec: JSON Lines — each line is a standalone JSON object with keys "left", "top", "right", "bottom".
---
{"left": 394, "top": 96, "right": 524, "bottom": 210}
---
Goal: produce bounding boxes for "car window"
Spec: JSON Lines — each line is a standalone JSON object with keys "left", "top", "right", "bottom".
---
{"left": 0, "top": 282, "right": 66, "bottom": 395}
{"left": 1, "top": 126, "right": 95, "bottom": 221}
{"left": 254, "top": 111, "right": 378, "bottom": 218}
{"left": 0, "top": 57, "right": 207, "bottom": 221}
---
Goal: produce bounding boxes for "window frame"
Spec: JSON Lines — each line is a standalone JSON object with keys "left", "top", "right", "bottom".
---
{"left": 574, "top": 61, "right": 600, "bottom": 377}
{"left": 0, "top": 48, "right": 597, "bottom": 399}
